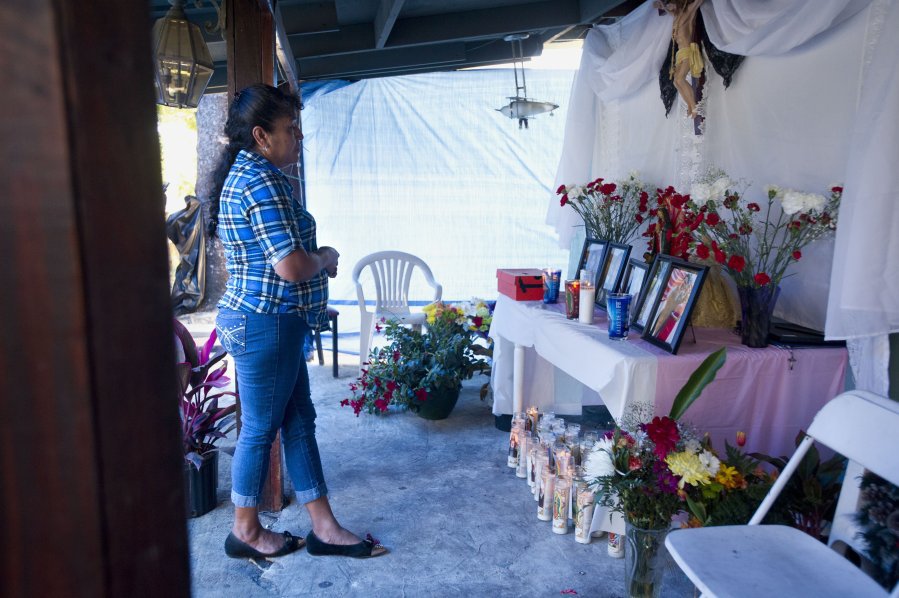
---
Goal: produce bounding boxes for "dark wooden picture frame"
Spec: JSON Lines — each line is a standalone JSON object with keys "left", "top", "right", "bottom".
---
{"left": 641, "top": 257, "right": 708, "bottom": 355}
{"left": 619, "top": 257, "right": 652, "bottom": 319}
{"left": 575, "top": 238, "right": 608, "bottom": 290}
{"left": 596, "top": 242, "right": 632, "bottom": 308}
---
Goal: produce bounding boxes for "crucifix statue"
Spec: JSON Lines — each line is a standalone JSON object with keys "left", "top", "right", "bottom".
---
{"left": 656, "top": 0, "right": 705, "bottom": 118}
{"left": 655, "top": 1, "right": 745, "bottom": 133}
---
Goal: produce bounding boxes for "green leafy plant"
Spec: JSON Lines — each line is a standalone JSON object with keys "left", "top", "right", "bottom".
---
{"left": 752, "top": 431, "right": 846, "bottom": 540}
{"left": 173, "top": 319, "right": 237, "bottom": 469}
{"left": 342, "top": 302, "right": 491, "bottom": 416}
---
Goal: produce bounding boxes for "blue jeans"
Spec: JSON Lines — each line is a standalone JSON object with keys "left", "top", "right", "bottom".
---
{"left": 216, "top": 308, "right": 328, "bottom": 507}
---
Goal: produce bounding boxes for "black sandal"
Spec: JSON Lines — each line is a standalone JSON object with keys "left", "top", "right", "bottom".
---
{"left": 224, "top": 531, "right": 305, "bottom": 559}
{"left": 305, "top": 531, "right": 388, "bottom": 559}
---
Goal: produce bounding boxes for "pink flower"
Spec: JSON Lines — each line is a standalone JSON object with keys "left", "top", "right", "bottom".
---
{"left": 705, "top": 212, "right": 720, "bottom": 226}
{"left": 559, "top": 194, "right": 568, "bottom": 207}
{"left": 695, "top": 244, "right": 710, "bottom": 260}
{"left": 792, "top": 250, "right": 802, "bottom": 260}
{"left": 747, "top": 202, "right": 761, "bottom": 212}
{"left": 415, "top": 388, "right": 428, "bottom": 402}
{"left": 736, "top": 431, "right": 747, "bottom": 447}
{"left": 556, "top": 184, "right": 566, "bottom": 194}
{"left": 754, "top": 272, "right": 771, "bottom": 286}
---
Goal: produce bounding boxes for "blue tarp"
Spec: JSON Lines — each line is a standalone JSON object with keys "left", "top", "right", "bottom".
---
{"left": 301, "top": 68, "right": 576, "bottom": 323}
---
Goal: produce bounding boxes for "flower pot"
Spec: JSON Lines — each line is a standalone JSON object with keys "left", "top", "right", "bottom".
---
{"left": 413, "top": 385, "right": 461, "bottom": 420}
{"left": 624, "top": 521, "right": 669, "bottom": 598}
{"left": 737, "top": 285, "right": 780, "bottom": 348}
{"left": 184, "top": 451, "right": 219, "bottom": 518}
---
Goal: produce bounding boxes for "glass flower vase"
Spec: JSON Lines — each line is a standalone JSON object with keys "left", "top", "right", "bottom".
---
{"left": 623, "top": 521, "right": 669, "bottom": 598}
{"left": 737, "top": 285, "right": 781, "bottom": 348}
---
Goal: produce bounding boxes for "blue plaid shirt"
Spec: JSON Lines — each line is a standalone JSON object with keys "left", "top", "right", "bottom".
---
{"left": 217, "top": 150, "right": 328, "bottom": 330}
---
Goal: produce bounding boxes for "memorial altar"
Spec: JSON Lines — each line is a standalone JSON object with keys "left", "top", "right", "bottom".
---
{"left": 489, "top": 294, "right": 848, "bottom": 458}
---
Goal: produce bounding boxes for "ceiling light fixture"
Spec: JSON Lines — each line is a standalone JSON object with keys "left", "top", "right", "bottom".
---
{"left": 152, "top": 0, "right": 215, "bottom": 108}
{"left": 496, "top": 33, "right": 558, "bottom": 129}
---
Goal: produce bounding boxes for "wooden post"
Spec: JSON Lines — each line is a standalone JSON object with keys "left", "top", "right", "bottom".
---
{"left": 225, "top": 0, "right": 286, "bottom": 513}
{"left": 0, "top": 0, "right": 190, "bottom": 596}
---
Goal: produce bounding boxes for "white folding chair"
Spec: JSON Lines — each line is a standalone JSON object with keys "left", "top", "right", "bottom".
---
{"left": 351, "top": 251, "right": 442, "bottom": 367}
{"left": 665, "top": 390, "right": 899, "bottom": 597}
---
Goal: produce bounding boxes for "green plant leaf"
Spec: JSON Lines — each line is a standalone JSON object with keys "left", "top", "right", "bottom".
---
{"left": 668, "top": 347, "right": 727, "bottom": 420}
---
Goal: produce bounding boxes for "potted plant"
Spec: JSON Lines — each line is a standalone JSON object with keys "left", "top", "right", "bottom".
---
{"left": 342, "top": 301, "right": 491, "bottom": 420}
{"left": 173, "top": 319, "right": 237, "bottom": 517}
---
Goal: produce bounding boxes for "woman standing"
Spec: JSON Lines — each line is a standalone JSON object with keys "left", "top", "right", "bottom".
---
{"left": 208, "top": 84, "right": 386, "bottom": 560}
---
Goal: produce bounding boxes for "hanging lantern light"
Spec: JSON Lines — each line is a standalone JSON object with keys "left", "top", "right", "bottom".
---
{"left": 496, "top": 33, "right": 558, "bottom": 129}
{"left": 152, "top": 0, "right": 215, "bottom": 108}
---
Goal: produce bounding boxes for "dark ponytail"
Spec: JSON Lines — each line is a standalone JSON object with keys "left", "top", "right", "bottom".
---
{"left": 206, "top": 84, "right": 301, "bottom": 238}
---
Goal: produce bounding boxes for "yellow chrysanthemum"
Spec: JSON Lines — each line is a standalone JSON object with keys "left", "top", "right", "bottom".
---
{"left": 714, "top": 465, "right": 743, "bottom": 490}
{"left": 666, "top": 451, "right": 713, "bottom": 488}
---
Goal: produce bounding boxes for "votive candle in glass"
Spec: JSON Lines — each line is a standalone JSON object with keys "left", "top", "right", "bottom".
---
{"left": 552, "top": 475, "right": 572, "bottom": 534}
{"left": 526, "top": 406, "right": 539, "bottom": 433}
{"left": 578, "top": 280, "right": 596, "bottom": 324}
{"left": 538, "top": 469, "right": 555, "bottom": 521}
{"left": 554, "top": 445, "right": 572, "bottom": 478}
{"left": 533, "top": 453, "right": 547, "bottom": 500}
{"left": 507, "top": 426, "right": 521, "bottom": 468}
{"left": 574, "top": 482, "right": 596, "bottom": 544}
{"left": 527, "top": 444, "right": 539, "bottom": 489}
{"left": 516, "top": 432, "right": 531, "bottom": 479}
{"left": 565, "top": 279, "right": 581, "bottom": 319}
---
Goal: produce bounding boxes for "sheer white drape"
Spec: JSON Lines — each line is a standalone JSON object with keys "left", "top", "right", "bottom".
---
{"left": 548, "top": 0, "right": 896, "bottom": 393}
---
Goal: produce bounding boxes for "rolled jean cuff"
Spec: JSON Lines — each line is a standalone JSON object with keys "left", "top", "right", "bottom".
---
{"left": 295, "top": 481, "right": 328, "bottom": 505}
{"left": 231, "top": 490, "right": 259, "bottom": 508}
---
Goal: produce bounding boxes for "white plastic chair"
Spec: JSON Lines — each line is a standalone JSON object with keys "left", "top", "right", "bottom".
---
{"left": 665, "top": 390, "right": 899, "bottom": 598}
{"left": 352, "top": 251, "right": 442, "bottom": 366}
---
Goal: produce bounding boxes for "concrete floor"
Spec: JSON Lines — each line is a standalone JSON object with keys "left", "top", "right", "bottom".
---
{"left": 184, "top": 350, "right": 696, "bottom": 598}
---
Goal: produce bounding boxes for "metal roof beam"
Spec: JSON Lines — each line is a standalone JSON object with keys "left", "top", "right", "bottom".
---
{"left": 374, "top": 0, "right": 405, "bottom": 49}
{"left": 288, "top": 0, "right": 582, "bottom": 58}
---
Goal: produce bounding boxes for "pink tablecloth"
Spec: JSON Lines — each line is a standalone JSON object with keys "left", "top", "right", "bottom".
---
{"left": 646, "top": 327, "right": 847, "bottom": 458}
{"left": 490, "top": 296, "right": 848, "bottom": 458}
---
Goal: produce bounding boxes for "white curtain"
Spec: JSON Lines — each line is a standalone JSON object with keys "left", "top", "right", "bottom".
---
{"left": 549, "top": 0, "right": 896, "bottom": 394}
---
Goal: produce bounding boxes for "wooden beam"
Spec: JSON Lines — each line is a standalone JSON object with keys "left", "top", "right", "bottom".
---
{"left": 374, "top": 0, "right": 406, "bottom": 49}
{"left": 227, "top": 0, "right": 275, "bottom": 96}
{"left": 1, "top": 0, "right": 190, "bottom": 596}
{"left": 224, "top": 0, "right": 287, "bottom": 513}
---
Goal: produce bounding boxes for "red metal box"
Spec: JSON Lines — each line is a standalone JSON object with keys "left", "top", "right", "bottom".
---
{"left": 497, "top": 268, "right": 544, "bottom": 301}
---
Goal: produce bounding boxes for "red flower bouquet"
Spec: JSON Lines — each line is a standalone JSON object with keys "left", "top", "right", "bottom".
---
{"left": 557, "top": 172, "right": 649, "bottom": 245}
{"left": 689, "top": 171, "right": 842, "bottom": 290}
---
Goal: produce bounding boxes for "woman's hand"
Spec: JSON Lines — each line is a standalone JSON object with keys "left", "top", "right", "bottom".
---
{"left": 274, "top": 246, "right": 339, "bottom": 282}
{"left": 319, "top": 246, "right": 339, "bottom": 278}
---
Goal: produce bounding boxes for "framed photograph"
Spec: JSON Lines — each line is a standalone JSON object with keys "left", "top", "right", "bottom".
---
{"left": 575, "top": 238, "right": 608, "bottom": 289}
{"left": 641, "top": 257, "right": 708, "bottom": 355}
{"left": 596, "top": 242, "right": 632, "bottom": 308}
{"left": 620, "top": 257, "right": 652, "bottom": 310}
{"left": 632, "top": 256, "right": 671, "bottom": 333}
